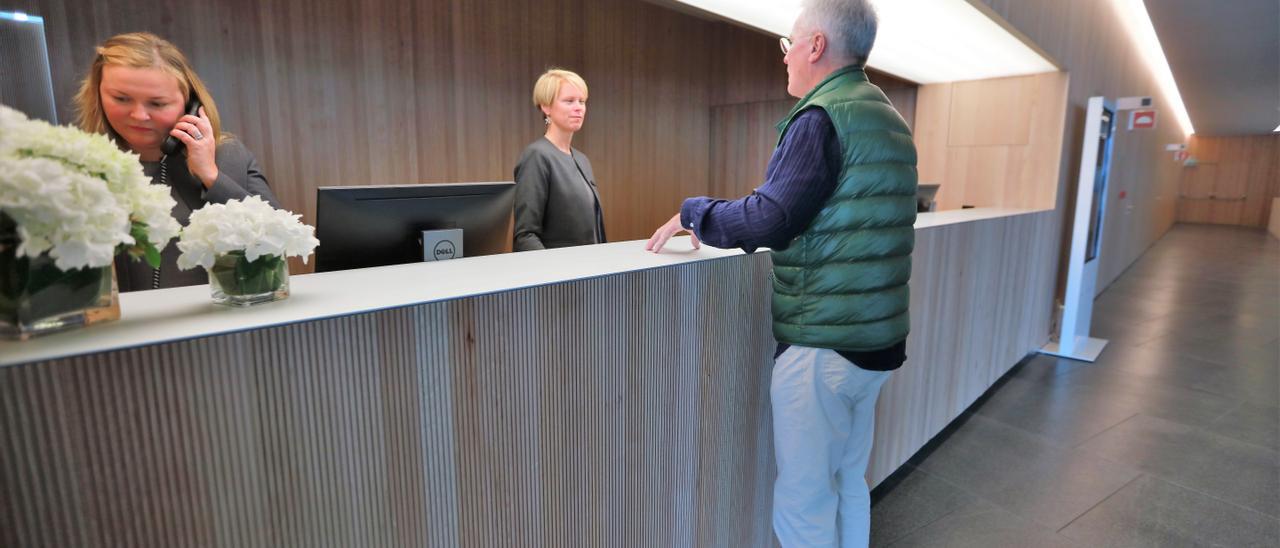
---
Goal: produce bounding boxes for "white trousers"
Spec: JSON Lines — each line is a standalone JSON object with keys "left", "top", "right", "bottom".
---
{"left": 771, "top": 345, "right": 891, "bottom": 548}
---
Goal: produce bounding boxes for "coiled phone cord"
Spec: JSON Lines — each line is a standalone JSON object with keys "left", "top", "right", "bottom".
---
{"left": 151, "top": 155, "right": 170, "bottom": 289}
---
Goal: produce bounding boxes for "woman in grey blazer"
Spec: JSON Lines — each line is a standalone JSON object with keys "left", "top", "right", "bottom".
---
{"left": 513, "top": 69, "right": 606, "bottom": 251}
{"left": 76, "top": 32, "right": 282, "bottom": 291}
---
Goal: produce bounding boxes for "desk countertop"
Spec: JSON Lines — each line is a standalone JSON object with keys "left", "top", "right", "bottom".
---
{"left": 0, "top": 207, "right": 1041, "bottom": 366}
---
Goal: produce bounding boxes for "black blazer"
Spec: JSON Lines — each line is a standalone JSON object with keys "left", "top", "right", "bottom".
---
{"left": 512, "top": 137, "right": 606, "bottom": 251}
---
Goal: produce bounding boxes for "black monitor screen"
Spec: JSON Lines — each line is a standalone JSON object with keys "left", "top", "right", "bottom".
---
{"left": 314, "top": 182, "right": 515, "bottom": 273}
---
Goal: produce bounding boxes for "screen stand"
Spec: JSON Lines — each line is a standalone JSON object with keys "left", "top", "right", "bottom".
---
{"left": 1039, "top": 96, "right": 1114, "bottom": 363}
{"left": 1040, "top": 337, "right": 1108, "bottom": 362}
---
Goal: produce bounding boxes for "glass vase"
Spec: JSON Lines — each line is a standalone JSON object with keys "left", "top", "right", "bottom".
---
{"left": 208, "top": 251, "right": 290, "bottom": 307}
{"left": 0, "top": 215, "right": 116, "bottom": 340}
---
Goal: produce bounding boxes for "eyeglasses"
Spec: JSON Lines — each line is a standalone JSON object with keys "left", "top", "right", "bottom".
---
{"left": 779, "top": 33, "right": 814, "bottom": 55}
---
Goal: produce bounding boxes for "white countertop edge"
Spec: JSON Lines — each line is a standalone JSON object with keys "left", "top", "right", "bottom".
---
{"left": 2, "top": 238, "right": 746, "bottom": 366}
{"left": 0, "top": 207, "right": 1045, "bottom": 367}
{"left": 914, "top": 207, "right": 1046, "bottom": 229}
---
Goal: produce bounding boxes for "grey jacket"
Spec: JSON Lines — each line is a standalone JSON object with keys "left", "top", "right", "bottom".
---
{"left": 114, "top": 139, "right": 282, "bottom": 292}
{"left": 513, "top": 137, "right": 606, "bottom": 251}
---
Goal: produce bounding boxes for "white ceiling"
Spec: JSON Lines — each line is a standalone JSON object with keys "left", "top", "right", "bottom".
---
{"left": 665, "top": 0, "right": 1058, "bottom": 84}
{"left": 1144, "top": 0, "right": 1280, "bottom": 136}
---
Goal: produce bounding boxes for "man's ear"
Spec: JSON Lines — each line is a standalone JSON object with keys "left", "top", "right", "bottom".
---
{"left": 809, "top": 32, "right": 827, "bottom": 63}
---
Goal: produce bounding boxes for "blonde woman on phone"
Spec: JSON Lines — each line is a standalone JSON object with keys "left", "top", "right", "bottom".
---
{"left": 76, "top": 32, "right": 280, "bottom": 291}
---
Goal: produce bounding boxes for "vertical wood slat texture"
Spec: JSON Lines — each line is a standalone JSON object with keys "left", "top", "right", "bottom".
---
{"left": 1, "top": 211, "right": 1056, "bottom": 547}
{"left": 1176, "top": 134, "right": 1280, "bottom": 228}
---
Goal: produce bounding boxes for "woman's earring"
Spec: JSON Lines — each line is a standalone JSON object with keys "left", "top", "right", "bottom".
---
{"left": 544, "top": 116, "right": 550, "bottom": 125}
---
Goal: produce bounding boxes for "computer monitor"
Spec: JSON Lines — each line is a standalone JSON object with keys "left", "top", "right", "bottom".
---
{"left": 314, "top": 182, "right": 516, "bottom": 273}
{"left": 916, "top": 183, "right": 941, "bottom": 213}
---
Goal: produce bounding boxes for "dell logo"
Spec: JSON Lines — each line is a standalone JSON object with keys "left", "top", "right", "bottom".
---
{"left": 433, "top": 240, "right": 456, "bottom": 260}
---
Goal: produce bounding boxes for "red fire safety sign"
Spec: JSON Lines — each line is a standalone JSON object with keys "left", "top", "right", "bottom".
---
{"left": 1130, "top": 109, "right": 1157, "bottom": 130}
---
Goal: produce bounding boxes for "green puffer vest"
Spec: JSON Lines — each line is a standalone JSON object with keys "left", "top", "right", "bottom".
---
{"left": 770, "top": 66, "right": 918, "bottom": 352}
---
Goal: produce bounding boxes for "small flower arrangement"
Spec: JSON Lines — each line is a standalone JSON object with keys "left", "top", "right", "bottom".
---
{"left": 0, "top": 104, "right": 180, "bottom": 270}
{"left": 177, "top": 195, "right": 319, "bottom": 306}
{"left": 1, "top": 104, "right": 180, "bottom": 338}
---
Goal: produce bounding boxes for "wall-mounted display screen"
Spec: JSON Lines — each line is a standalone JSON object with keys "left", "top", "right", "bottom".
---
{"left": 1085, "top": 107, "right": 1115, "bottom": 263}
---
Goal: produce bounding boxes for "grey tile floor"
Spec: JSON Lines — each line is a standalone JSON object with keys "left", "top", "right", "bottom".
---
{"left": 871, "top": 224, "right": 1280, "bottom": 547}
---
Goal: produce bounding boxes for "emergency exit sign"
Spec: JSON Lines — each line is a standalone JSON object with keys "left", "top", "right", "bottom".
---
{"left": 1130, "top": 109, "right": 1157, "bottom": 130}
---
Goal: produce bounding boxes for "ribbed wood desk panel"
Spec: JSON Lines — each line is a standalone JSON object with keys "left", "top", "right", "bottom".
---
{"left": 1, "top": 255, "right": 777, "bottom": 548}
{"left": 1, "top": 210, "right": 1057, "bottom": 547}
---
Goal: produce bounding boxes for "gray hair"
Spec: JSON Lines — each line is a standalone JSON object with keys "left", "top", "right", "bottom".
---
{"left": 799, "top": 0, "right": 878, "bottom": 66}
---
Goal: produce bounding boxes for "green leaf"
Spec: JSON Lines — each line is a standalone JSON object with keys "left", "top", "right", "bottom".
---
{"left": 123, "top": 220, "right": 166, "bottom": 268}
{"left": 144, "top": 244, "right": 162, "bottom": 268}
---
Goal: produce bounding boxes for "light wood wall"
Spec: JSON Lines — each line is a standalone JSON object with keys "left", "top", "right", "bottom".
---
{"left": 972, "top": 0, "right": 1190, "bottom": 291}
{"left": 1176, "top": 134, "right": 1280, "bottom": 227}
{"left": 12, "top": 0, "right": 814, "bottom": 273}
{"left": 914, "top": 71, "right": 1069, "bottom": 211}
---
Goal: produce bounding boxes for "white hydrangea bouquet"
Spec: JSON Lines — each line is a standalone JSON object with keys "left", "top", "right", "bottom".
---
{"left": 0, "top": 104, "right": 180, "bottom": 338}
{"left": 0, "top": 105, "right": 179, "bottom": 270}
{"left": 176, "top": 195, "right": 319, "bottom": 306}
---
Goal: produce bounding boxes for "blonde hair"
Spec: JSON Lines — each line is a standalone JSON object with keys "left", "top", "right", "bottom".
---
{"left": 75, "top": 32, "right": 227, "bottom": 146}
{"left": 532, "top": 69, "right": 588, "bottom": 113}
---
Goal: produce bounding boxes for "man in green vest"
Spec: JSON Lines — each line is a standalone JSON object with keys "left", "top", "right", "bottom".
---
{"left": 646, "top": 0, "right": 917, "bottom": 545}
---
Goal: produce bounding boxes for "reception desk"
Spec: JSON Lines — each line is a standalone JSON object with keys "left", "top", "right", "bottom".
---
{"left": 0, "top": 208, "right": 1058, "bottom": 547}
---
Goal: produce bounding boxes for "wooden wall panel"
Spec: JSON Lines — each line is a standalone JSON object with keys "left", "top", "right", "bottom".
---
{"left": 948, "top": 77, "right": 1034, "bottom": 146}
{"left": 1242, "top": 138, "right": 1279, "bottom": 227}
{"left": 1270, "top": 199, "right": 1280, "bottom": 239}
{"left": 708, "top": 22, "right": 792, "bottom": 108}
{"left": 1022, "top": 70, "right": 1071, "bottom": 208}
{"left": 875, "top": 73, "right": 920, "bottom": 134}
{"left": 915, "top": 71, "right": 1068, "bottom": 211}
{"left": 1175, "top": 164, "right": 1218, "bottom": 224}
{"left": 582, "top": 0, "right": 713, "bottom": 238}
{"left": 708, "top": 99, "right": 794, "bottom": 199}
{"left": 9, "top": 0, "right": 799, "bottom": 274}
{"left": 448, "top": 0, "right": 581, "bottom": 185}
{"left": 914, "top": 83, "right": 952, "bottom": 191}
{"left": 1176, "top": 134, "right": 1280, "bottom": 228}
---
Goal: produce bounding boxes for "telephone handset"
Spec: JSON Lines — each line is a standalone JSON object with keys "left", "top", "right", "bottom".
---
{"left": 160, "top": 98, "right": 202, "bottom": 156}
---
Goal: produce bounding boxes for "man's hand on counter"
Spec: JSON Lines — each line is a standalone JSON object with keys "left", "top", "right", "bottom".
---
{"left": 645, "top": 213, "right": 701, "bottom": 253}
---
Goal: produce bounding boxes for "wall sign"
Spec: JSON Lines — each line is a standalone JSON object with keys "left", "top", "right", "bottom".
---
{"left": 1130, "top": 109, "right": 1156, "bottom": 130}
